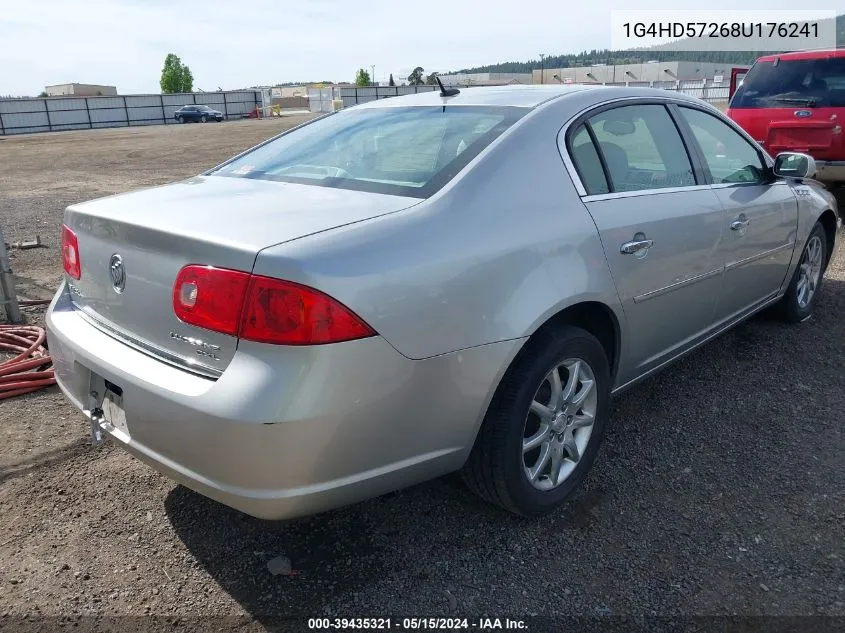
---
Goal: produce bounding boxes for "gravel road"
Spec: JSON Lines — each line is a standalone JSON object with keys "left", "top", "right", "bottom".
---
{"left": 0, "top": 119, "right": 843, "bottom": 631}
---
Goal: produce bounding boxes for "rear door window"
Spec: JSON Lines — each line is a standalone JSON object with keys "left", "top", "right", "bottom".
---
{"left": 585, "top": 104, "right": 695, "bottom": 192}
{"left": 569, "top": 125, "right": 609, "bottom": 195}
{"left": 731, "top": 57, "right": 845, "bottom": 108}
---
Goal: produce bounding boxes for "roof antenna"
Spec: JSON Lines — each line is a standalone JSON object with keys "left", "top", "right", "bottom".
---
{"left": 436, "top": 75, "right": 460, "bottom": 97}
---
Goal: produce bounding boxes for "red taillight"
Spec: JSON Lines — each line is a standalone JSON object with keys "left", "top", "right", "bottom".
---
{"left": 61, "top": 224, "right": 81, "bottom": 280}
{"left": 240, "top": 276, "right": 375, "bottom": 345}
{"left": 172, "top": 265, "right": 375, "bottom": 345}
{"left": 172, "top": 265, "right": 250, "bottom": 336}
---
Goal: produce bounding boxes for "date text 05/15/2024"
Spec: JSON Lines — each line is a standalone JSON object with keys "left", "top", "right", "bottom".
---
{"left": 307, "top": 618, "right": 528, "bottom": 630}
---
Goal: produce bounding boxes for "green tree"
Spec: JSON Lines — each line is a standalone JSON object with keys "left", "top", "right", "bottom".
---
{"left": 389, "top": 73, "right": 395, "bottom": 87}
{"left": 160, "top": 53, "right": 194, "bottom": 93}
{"left": 38, "top": 91, "right": 48, "bottom": 98}
{"left": 426, "top": 71, "right": 439, "bottom": 85}
{"left": 355, "top": 68, "right": 371, "bottom": 87}
{"left": 407, "top": 66, "right": 425, "bottom": 86}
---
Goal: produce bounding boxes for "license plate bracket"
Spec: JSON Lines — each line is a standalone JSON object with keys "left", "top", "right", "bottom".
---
{"left": 103, "top": 388, "right": 129, "bottom": 437}
{"left": 88, "top": 373, "right": 129, "bottom": 440}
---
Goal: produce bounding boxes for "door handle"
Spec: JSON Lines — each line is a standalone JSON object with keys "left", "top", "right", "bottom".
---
{"left": 620, "top": 238, "right": 654, "bottom": 255}
{"left": 731, "top": 214, "right": 750, "bottom": 232}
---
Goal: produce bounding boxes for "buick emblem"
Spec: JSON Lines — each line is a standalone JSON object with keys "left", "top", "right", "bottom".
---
{"left": 109, "top": 254, "right": 126, "bottom": 293}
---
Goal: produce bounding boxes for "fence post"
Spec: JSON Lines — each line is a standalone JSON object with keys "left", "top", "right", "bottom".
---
{"left": 84, "top": 97, "right": 92, "bottom": 129}
{"left": 123, "top": 96, "right": 130, "bottom": 127}
{"left": 192, "top": 93, "right": 197, "bottom": 105}
{"left": 160, "top": 94, "right": 166, "bottom": 125}
{"left": 222, "top": 92, "right": 228, "bottom": 120}
{"left": 0, "top": 227, "right": 21, "bottom": 323}
{"left": 355, "top": 88, "right": 358, "bottom": 105}
{"left": 0, "top": 110, "right": 4, "bottom": 136}
{"left": 44, "top": 99, "right": 53, "bottom": 132}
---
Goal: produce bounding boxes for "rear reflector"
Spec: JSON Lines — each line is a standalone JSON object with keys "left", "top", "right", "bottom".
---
{"left": 172, "top": 265, "right": 375, "bottom": 345}
{"left": 61, "top": 224, "right": 81, "bottom": 280}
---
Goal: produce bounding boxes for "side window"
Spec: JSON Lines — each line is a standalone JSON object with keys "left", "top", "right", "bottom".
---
{"left": 568, "top": 125, "right": 609, "bottom": 195}
{"left": 679, "top": 107, "right": 766, "bottom": 184}
{"left": 588, "top": 105, "right": 695, "bottom": 192}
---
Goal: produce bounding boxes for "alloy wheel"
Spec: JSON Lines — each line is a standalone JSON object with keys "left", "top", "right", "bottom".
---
{"left": 522, "top": 358, "right": 597, "bottom": 491}
{"left": 797, "top": 235, "right": 824, "bottom": 309}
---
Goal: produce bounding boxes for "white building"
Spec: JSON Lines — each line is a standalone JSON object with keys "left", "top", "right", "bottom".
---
{"left": 534, "top": 61, "right": 747, "bottom": 85}
{"left": 437, "top": 72, "right": 533, "bottom": 86}
{"left": 45, "top": 83, "right": 118, "bottom": 96}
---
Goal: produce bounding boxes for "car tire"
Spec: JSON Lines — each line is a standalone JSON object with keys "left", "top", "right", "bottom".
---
{"left": 201, "top": 115, "right": 207, "bottom": 123}
{"left": 462, "top": 325, "right": 610, "bottom": 516}
{"left": 776, "top": 222, "right": 828, "bottom": 323}
{"left": 176, "top": 115, "right": 183, "bottom": 124}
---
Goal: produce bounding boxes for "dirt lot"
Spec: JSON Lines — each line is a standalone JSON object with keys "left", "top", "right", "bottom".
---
{"left": 0, "top": 119, "right": 844, "bottom": 631}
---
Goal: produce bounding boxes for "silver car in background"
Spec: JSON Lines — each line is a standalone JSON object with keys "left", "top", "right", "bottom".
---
{"left": 47, "top": 85, "right": 840, "bottom": 519}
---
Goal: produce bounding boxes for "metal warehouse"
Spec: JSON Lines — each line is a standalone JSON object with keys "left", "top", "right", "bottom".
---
{"left": 534, "top": 61, "right": 748, "bottom": 85}
{"left": 44, "top": 83, "right": 118, "bottom": 96}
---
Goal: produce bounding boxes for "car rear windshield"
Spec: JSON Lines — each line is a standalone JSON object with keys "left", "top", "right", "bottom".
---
{"left": 731, "top": 57, "right": 845, "bottom": 108}
{"left": 210, "top": 106, "right": 526, "bottom": 198}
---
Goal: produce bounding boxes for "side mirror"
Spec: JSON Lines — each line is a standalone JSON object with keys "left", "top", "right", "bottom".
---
{"left": 773, "top": 152, "right": 817, "bottom": 180}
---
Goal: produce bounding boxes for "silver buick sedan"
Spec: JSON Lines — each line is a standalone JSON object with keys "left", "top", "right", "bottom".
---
{"left": 47, "top": 85, "right": 840, "bottom": 519}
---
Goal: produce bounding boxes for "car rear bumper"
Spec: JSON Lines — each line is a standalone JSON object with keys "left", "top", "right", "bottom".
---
{"left": 815, "top": 160, "right": 845, "bottom": 183}
{"left": 46, "top": 282, "right": 518, "bottom": 520}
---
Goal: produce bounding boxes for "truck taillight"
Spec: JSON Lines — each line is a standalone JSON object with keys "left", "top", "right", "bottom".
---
{"left": 61, "top": 224, "right": 81, "bottom": 280}
{"left": 172, "top": 265, "right": 375, "bottom": 345}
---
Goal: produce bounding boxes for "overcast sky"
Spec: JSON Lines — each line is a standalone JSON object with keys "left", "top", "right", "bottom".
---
{"left": 0, "top": 0, "right": 841, "bottom": 96}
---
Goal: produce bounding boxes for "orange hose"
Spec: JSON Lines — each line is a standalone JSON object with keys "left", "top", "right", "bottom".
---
{"left": 0, "top": 325, "right": 56, "bottom": 400}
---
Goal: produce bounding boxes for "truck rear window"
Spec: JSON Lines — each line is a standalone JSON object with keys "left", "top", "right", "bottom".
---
{"left": 211, "top": 106, "right": 525, "bottom": 198}
{"left": 731, "top": 57, "right": 845, "bottom": 109}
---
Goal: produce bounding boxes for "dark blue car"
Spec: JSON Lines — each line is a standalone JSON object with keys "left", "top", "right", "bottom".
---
{"left": 174, "top": 105, "right": 224, "bottom": 123}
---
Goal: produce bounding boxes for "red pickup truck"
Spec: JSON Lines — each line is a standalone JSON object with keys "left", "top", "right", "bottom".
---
{"left": 727, "top": 49, "right": 845, "bottom": 187}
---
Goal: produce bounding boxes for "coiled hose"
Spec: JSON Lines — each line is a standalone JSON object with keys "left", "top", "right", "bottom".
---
{"left": 0, "top": 324, "right": 56, "bottom": 399}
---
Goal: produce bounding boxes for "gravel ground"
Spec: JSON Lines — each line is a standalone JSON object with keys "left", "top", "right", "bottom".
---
{"left": 0, "top": 120, "right": 843, "bottom": 631}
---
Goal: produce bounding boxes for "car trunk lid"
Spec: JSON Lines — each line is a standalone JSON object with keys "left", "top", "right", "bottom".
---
{"left": 64, "top": 175, "right": 420, "bottom": 376}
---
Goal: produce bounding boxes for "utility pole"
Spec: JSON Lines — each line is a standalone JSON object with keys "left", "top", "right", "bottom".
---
{"left": 371, "top": 65, "right": 376, "bottom": 86}
{"left": 540, "top": 53, "right": 546, "bottom": 84}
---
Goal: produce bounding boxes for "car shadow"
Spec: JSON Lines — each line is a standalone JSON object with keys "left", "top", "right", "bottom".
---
{"left": 165, "top": 470, "right": 608, "bottom": 623}
{"left": 165, "top": 273, "right": 845, "bottom": 623}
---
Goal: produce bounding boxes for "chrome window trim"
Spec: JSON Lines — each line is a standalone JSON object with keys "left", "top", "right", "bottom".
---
{"left": 582, "top": 184, "right": 713, "bottom": 203}
{"left": 73, "top": 303, "right": 222, "bottom": 380}
{"left": 709, "top": 181, "right": 788, "bottom": 190}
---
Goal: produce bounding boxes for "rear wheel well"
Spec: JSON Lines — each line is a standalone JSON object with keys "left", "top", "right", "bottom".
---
{"left": 818, "top": 209, "right": 838, "bottom": 268}
{"left": 533, "top": 302, "right": 620, "bottom": 382}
